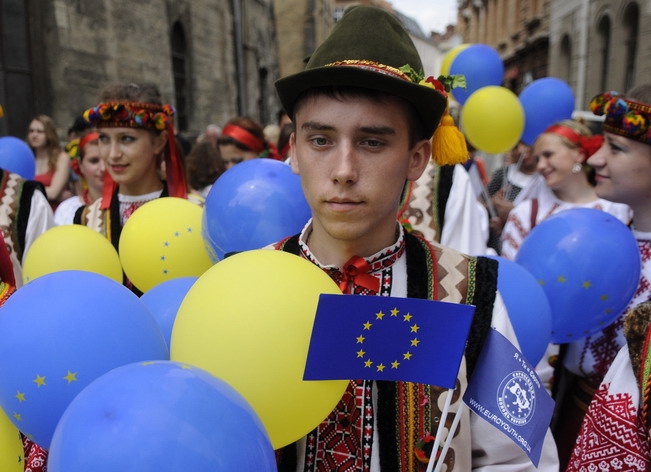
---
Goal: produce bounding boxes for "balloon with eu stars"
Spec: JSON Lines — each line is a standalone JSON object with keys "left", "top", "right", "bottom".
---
{"left": 170, "top": 249, "right": 348, "bottom": 449}
{"left": 515, "top": 208, "right": 640, "bottom": 343}
{"left": 47, "top": 361, "right": 276, "bottom": 472}
{"left": 202, "top": 158, "right": 312, "bottom": 261}
{"left": 0, "top": 270, "right": 169, "bottom": 449}
{"left": 118, "top": 197, "right": 213, "bottom": 293}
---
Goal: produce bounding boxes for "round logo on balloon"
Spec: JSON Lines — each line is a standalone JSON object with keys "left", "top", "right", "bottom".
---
{"left": 515, "top": 208, "right": 640, "bottom": 342}
{"left": 202, "top": 159, "right": 312, "bottom": 261}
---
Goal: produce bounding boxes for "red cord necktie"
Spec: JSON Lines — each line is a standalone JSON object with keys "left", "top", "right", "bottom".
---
{"left": 338, "top": 256, "right": 381, "bottom": 295}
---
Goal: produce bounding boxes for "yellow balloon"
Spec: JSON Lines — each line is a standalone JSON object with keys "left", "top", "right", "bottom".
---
{"left": 440, "top": 43, "right": 470, "bottom": 76}
{"left": 460, "top": 85, "right": 525, "bottom": 154}
{"left": 23, "top": 225, "right": 123, "bottom": 284}
{"left": 119, "top": 197, "right": 213, "bottom": 293}
{"left": 0, "top": 408, "right": 24, "bottom": 472}
{"left": 170, "top": 249, "right": 348, "bottom": 449}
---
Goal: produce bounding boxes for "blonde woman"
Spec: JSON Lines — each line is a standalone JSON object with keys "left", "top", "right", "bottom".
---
{"left": 27, "top": 114, "right": 70, "bottom": 210}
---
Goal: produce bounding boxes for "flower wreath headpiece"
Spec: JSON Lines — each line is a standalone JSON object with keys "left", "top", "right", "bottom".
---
{"left": 82, "top": 102, "right": 175, "bottom": 132}
{"left": 81, "top": 101, "right": 187, "bottom": 209}
{"left": 589, "top": 91, "right": 651, "bottom": 145}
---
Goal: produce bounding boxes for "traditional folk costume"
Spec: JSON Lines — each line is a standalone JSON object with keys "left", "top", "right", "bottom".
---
{"left": 274, "top": 222, "right": 559, "bottom": 471}
{"left": 273, "top": 6, "right": 558, "bottom": 470}
{"left": 0, "top": 168, "right": 53, "bottom": 287}
{"left": 398, "top": 162, "right": 490, "bottom": 256}
{"left": 562, "top": 91, "right": 651, "bottom": 471}
{"left": 73, "top": 99, "right": 190, "bottom": 292}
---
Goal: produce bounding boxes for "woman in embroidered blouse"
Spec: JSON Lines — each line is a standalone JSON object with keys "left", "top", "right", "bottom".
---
{"left": 563, "top": 85, "right": 651, "bottom": 471}
{"left": 27, "top": 114, "right": 71, "bottom": 210}
{"left": 73, "top": 82, "right": 188, "bottom": 253}
{"left": 500, "top": 119, "right": 631, "bottom": 261}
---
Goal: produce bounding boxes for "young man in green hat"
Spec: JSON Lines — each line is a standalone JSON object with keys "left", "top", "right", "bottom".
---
{"left": 273, "top": 5, "right": 559, "bottom": 471}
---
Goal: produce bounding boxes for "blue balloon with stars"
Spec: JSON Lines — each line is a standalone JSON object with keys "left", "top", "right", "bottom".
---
{"left": 0, "top": 270, "right": 168, "bottom": 449}
{"left": 515, "top": 208, "right": 640, "bottom": 343}
{"left": 47, "top": 361, "right": 277, "bottom": 472}
{"left": 0, "top": 136, "right": 36, "bottom": 180}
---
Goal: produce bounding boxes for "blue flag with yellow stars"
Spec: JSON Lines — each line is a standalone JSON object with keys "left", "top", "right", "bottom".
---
{"left": 303, "top": 294, "right": 475, "bottom": 389}
{"left": 463, "top": 329, "right": 554, "bottom": 467}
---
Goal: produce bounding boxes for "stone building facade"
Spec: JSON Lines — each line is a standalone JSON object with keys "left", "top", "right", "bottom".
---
{"left": 454, "top": 0, "right": 651, "bottom": 110}
{"left": 0, "top": 0, "right": 280, "bottom": 140}
{"left": 456, "top": 0, "right": 551, "bottom": 95}
{"left": 548, "top": 0, "right": 651, "bottom": 109}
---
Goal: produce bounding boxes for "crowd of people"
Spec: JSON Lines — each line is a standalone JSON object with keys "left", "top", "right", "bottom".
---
{"left": 0, "top": 4, "right": 650, "bottom": 471}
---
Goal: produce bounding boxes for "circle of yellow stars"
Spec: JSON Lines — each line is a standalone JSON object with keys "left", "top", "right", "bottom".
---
{"left": 355, "top": 307, "right": 421, "bottom": 372}
{"left": 9, "top": 370, "right": 79, "bottom": 424}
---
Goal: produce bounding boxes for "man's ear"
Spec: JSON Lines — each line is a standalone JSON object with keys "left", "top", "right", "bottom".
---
{"left": 406, "top": 138, "right": 432, "bottom": 182}
{"left": 289, "top": 132, "right": 299, "bottom": 175}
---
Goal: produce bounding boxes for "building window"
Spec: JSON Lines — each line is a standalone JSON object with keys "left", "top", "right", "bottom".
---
{"left": 1, "top": 0, "right": 35, "bottom": 137}
{"left": 559, "top": 34, "right": 572, "bottom": 84}
{"left": 171, "top": 21, "right": 189, "bottom": 132}
{"left": 597, "top": 15, "right": 611, "bottom": 92}
{"left": 623, "top": 2, "right": 639, "bottom": 92}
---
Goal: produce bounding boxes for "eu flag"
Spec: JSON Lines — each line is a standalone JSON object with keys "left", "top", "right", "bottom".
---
{"left": 304, "top": 294, "right": 475, "bottom": 389}
{"left": 463, "top": 329, "right": 554, "bottom": 467}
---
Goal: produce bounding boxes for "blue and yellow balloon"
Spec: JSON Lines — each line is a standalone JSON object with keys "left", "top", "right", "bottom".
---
{"left": 171, "top": 250, "right": 347, "bottom": 449}
{"left": 516, "top": 208, "right": 640, "bottom": 342}
{"left": 22, "top": 225, "right": 123, "bottom": 284}
{"left": 202, "top": 159, "right": 312, "bottom": 261}
{"left": 460, "top": 86, "right": 525, "bottom": 154}
{"left": 119, "top": 197, "right": 213, "bottom": 293}
{"left": 0, "top": 270, "right": 168, "bottom": 449}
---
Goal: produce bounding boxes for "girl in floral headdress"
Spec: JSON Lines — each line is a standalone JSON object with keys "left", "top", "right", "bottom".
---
{"left": 74, "top": 82, "right": 188, "bottom": 250}
{"left": 73, "top": 82, "right": 190, "bottom": 297}
{"left": 566, "top": 84, "right": 651, "bottom": 472}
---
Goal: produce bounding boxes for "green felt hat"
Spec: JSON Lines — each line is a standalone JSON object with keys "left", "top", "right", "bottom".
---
{"left": 275, "top": 5, "right": 448, "bottom": 138}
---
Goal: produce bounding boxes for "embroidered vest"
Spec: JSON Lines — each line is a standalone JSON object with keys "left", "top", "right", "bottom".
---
{"left": 0, "top": 169, "right": 43, "bottom": 263}
{"left": 276, "top": 232, "right": 497, "bottom": 471}
{"left": 397, "top": 163, "right": 455, "bottom": 243}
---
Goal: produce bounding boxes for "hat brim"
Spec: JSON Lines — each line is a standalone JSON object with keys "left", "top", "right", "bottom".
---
{"left": 276, "top": 66, "right": 447, "bottom": 138}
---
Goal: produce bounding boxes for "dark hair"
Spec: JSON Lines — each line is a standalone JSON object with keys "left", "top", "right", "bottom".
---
{"left": 185, "top": 141, "right": 226, "bottom": 191}
{"left": 100, "top": 82, "right": 163, "bottom": 105}
{"left": 217, "top": 116, "right": 266, "bottom": 152}
{"left": 293, "top": 86, "right": 426, "bottom": 146}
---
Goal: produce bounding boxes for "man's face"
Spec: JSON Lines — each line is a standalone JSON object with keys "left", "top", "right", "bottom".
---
{"left": 290, "top": 92, "right": 430, "bottom": 255}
